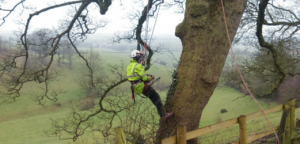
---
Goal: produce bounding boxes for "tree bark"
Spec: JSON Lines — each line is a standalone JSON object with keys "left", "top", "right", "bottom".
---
{"left": 156, "top": 0, "right": 247, "bottom": 143}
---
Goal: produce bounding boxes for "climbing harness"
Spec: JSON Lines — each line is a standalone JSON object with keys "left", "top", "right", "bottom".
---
{"left": 128, "top": 63, "right": 151, "bottom": 102}
{"left": 130, "top": 80, "right": 140, "bottom": 103}
{"left": 128, "top": 63, "right": 159, "bottom": 102}
{"left": 130, "top": 75, "right": 159, "bottom": 102}
{"left": 129, "top": 63, "right": 140, "bottom": 103}
{"left": 220, "top": 0, "right": 279, "bottom": 143}
{"left": 130, "top": 80, "right": 152, "bottom": 102}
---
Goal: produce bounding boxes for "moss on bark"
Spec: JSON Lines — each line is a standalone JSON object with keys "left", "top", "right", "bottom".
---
{"left": 156, "top": 0, "right": 248, "bottom": 143}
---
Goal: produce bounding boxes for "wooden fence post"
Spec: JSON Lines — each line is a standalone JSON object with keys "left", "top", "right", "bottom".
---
{"left": 239, "top": 115, "right": 247, "bottom": 144}
{"left": 177, "top": 124, "right": 186, "bottom": 144}
{"left": 283, "top": 104, "right": 291, "bottom": 144}
{"left": 289, "top": 98, "right": 296, "bottom": 141}
{"left": 278, "top": 104, "right": 290, "bottom": 143}
{"left": 114, "top": 127, "right": 127, "bottom": 144}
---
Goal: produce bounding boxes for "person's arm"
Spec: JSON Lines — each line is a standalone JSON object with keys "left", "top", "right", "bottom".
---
{"left": 136, "top": 64, "right": 151, "bottom": 81}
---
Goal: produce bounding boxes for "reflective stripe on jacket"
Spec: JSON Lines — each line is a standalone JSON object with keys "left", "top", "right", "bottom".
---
{"left": 127, "top": 59, "right": 150, "bottom": 94}
{"left": 127, "top": 59, "right": 150, "bottom": 81}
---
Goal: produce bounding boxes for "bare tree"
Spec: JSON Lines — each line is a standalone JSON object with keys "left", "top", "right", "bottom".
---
{"left": 79, "top": 48, "right": 103, "bottom": 99}
{"left": 28, "top": 29, "right": 53, "bottom": 57}
{"left": 27, "top": 28, "right": 55, "bottom": 66}
{"left": 0, "top": 0, "right": 108, "bottom": 105}
{"left": 226, "top": 0, "right": 300, "bottom": 99}
{"left": 255, "top": 0, "right": 300, "bottom": 96}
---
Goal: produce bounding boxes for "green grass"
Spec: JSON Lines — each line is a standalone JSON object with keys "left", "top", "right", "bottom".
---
{"left": 0, "top": 111, "right": 69, "bottom": 144}
{"left": 0, "top": 50, "right": 285, "bottom": 144}
{"left": 197, "top": 108, "right": 300, "bottom": 144}
{"left": 200, "top": 87, "right": 278, "bottom": 127}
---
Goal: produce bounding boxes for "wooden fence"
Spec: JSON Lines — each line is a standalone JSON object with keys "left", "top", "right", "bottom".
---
{"left": 113, "top": 98, "right": 300, "bottom": 144}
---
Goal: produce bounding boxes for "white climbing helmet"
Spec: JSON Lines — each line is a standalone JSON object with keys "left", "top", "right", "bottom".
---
{"left": 131, "top": 50, "right": 143, "bottom": 58}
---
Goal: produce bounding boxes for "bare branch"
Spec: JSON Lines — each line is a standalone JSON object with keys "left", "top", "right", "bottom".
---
{"left": 0, "top": 0, "right": 26, "bottom": 26}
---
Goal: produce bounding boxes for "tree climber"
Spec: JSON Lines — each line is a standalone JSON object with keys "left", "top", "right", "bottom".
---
{"left": 127, "top": 49, "right": 173, "bottom": 121}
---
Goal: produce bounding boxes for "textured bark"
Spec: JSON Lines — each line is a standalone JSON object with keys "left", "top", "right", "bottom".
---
{"left": 156, "top": 0, "right": 247, "bottom": 143}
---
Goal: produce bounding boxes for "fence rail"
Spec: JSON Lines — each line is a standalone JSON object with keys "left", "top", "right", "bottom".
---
{"left": 162, "top": 104, "right": 285, "bottom": 144}
{"left": 113, "top": 99, "right": 299, "bottom": 144}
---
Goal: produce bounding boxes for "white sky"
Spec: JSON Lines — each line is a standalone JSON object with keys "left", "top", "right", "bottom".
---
{"left": 0, "top": 0, "right": 184, "bottom": 37}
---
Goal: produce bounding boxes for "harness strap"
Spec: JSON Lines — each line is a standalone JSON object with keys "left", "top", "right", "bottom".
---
{"left": 130, "top": 80, "right": 140, "bottom": 85}
{"left": 130, "top": 81, "right": 140, "bottom": 84}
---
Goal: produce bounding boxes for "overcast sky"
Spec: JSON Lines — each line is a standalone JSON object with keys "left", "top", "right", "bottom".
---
{"left": 0, "top": 0, "right": 184, "bottom": 37}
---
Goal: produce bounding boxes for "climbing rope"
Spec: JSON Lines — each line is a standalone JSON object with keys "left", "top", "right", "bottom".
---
{"left": 148, "top": 3, "right": 161, "bottom": 45}
{"left": 143, "top": 0, "right": 151, "bottom": 63}
{"left": 220, "top": 0, "right": 280, "bottom": 143}
{"left": 142, "top": 0, "right": 162, "bottom": 64}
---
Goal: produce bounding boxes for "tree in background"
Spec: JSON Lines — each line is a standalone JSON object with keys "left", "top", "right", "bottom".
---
{"left": 0, "top": 36, "right": 4, "bottom": 53}
{"left": 0, "top": 36, "right": 11, "bottom": 54}
{"left": 221, "top": 0, "right": 300, "bottom": 103}
{"left": 66, "top": 45, "right": 76, "bottom": 69}
{"left": 79, "top": 48, "right": 103, "bottom": 99}
{"left": 244, "top": 39, "right": 300, "bottom": 98}
{"left": 221, "top": 52, "right": 249, "bottom": 93}
{"left": 27, "top": 28, "right": 55, "bottom": 66}
{"left": 255, "top": 0, "right": 300, "bottom": 98}
{"left": 28, "top": 29, "right": 53, "bottom": 58}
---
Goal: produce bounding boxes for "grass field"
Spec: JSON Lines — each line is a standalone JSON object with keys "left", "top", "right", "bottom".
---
{"left": 0, "top": 49, "right": 285, "bottom": 144}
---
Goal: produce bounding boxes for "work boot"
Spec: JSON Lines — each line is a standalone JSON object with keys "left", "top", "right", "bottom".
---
{"left": 161, "top": 112, "right": 174, "bottom": 121}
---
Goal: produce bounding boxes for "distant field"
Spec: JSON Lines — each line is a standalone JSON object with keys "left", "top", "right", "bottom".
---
{"left": 0, "top": 49, "right": 282, "bottom": 144}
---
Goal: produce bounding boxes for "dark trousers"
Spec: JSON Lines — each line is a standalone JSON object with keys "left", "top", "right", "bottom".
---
{"left": 142, "top": 82, "right": 166, "bottom": 118}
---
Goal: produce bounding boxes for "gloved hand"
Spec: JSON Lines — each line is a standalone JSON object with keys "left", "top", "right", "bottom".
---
{"left": 151, "top": 75, "right": 155, "bottom": 79}
{"left": 149, "top": 77, "right": 153, "bottom": 81}
{"left": 147, "top": 74, "right": 155, "bottom": 79}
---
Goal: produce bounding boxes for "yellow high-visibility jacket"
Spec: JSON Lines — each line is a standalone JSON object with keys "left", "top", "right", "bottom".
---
{"left": 127, "top": 59, "right": 151, "bottom": 94}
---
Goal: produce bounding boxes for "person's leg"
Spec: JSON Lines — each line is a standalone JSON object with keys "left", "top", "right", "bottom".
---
{"left": 148, "top": 89, "right": 167, "bottom": 118}
{"left": 142, "top": 83, "right": 166, "bottom": 118}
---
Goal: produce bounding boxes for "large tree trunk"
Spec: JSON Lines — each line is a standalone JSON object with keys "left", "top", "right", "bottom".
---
{"left": 156, "top": 0, "right": 247, "bottom": 143}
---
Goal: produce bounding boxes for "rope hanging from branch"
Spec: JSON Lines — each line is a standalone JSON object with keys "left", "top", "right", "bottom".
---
{"left": 142, "top": 0, "right": 161, "bottom": 65}
{"left": 142, "top": 0, "right": 151, "bottom": 65}
{"left": 220, "top": 0, "right": 280, "bottom": 143}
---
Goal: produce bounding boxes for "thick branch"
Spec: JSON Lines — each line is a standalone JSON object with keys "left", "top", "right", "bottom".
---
{"left": 264, "top": 21, "right": 300, "bottom": 26}
{"left": 256, "top": 0, "right": 286, "bottom": 77}
{"left": 256, "top": 0, "right": 287, "bottom": 96}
